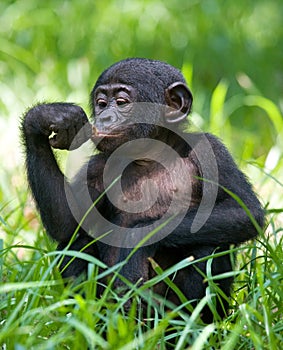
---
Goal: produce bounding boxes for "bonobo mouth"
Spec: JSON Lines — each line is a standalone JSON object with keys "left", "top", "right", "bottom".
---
{"left": 91, "top": 125, "right": 122, "bottom": 140}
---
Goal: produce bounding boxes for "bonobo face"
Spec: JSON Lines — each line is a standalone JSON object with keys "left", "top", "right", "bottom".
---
{"left": 90, "top": 59, "right": 193, "bottom": 154}
{"left": 91, "top": 83, "right": 160, "bottom": 153}
{"left": 93, "top": 83, "right": 137, "bottom": 134}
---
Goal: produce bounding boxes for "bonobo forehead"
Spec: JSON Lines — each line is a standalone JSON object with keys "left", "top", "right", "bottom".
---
{"left": 94, "top": 83, "right": 136, "bottom": 99}
{"left": 92, "top": 58, "right": 186, "bottom": 103}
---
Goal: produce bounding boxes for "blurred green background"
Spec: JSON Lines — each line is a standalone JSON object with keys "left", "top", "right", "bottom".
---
{"left": 0, "top": 0, "right": 282, "bottom": 212}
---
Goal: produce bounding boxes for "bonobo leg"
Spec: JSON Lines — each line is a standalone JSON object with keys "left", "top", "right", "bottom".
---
{"left": 57, "top": 234, "right": 98, "bottom": 278}
{"left": 152, "top": 245, "right": 234, "bottom": 322}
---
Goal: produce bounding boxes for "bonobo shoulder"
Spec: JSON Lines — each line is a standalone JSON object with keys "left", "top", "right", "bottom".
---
{"left": 203, "top": 132, "right": 239, "bottom": 166}
{"left": 183, "top": 132, "right": 235, "bottom": 165}
{"left": 202, "top": 132, "right": 256, "bottom": 197}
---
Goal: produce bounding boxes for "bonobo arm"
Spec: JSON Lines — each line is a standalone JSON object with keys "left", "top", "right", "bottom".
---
{"left": 21, "top": 103, "right": 91, "bottom": 243}
{"left": 162, "top": 197, "right": 264, "bottom": 247}
{"left": 161, "top": 134, "right": 265, "bottom": 247}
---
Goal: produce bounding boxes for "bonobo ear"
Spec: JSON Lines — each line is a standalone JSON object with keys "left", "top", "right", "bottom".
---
{"left": 164, "top": 82, "right": 193, "bottom": 123}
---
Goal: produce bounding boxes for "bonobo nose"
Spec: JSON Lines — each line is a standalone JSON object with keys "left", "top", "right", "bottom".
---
{"left": 100, "top": 114, "right": 112, "bottom": 122}
{"left": 99, "top": 110, "right": 118, "bottom": 125}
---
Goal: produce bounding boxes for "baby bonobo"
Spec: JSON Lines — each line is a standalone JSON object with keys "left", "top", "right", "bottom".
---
{"left": 21, "top": 58, "right": 264, "bottom": 322}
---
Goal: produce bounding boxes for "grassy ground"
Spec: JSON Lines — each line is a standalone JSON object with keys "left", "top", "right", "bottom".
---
{"left": 0, "top": 189, "right": 282, "bottom": 349}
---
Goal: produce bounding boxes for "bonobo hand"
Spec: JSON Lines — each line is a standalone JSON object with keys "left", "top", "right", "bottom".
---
{"left": 23, "top": 103, "right": 92, "bottom": 150}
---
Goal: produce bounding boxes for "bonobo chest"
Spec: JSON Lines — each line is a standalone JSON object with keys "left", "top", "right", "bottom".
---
{"left": 94, "top": 155, "right": 201, "bottom": 226}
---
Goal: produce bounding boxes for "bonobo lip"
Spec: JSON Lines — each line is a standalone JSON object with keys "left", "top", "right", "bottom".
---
{"left": 91, "top": 125, "right": 122, "bottom": 139}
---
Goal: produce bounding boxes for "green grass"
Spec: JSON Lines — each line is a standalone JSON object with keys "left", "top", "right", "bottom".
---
{"left": 0, "top": 190, "right": 283, "bottom": 349}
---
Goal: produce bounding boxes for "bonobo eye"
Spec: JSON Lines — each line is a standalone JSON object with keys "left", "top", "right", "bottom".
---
{"left": 96, "top": 99, "right": 108, "bottom": 109}
{"left": 116, "top": 98, "right": 129, "bottom": 107}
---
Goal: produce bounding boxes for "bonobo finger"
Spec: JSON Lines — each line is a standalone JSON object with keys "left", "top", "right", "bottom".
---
{"left": 49, "top": 129, "right": 68, "bottom": 149}
{"left": 49, "top": 124, "right": 58, "bottom": 133}
{"left": 67, "top": 125, "right": 79, "bottom": 150}
{"left": 70, "top": 122, "right": 92, "bottom": 150}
